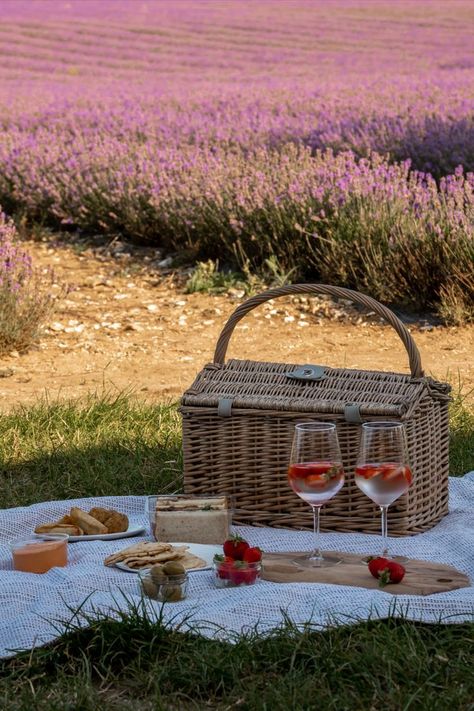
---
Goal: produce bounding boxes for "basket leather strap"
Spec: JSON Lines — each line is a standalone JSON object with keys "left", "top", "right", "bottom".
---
{"left": 213, "top": 283, "right": 424, "bottom": 378}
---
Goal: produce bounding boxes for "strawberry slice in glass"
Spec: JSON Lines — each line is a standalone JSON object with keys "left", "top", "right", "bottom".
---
{"left": 355, "top": 422, "right": 413, "bottom": 558}
{"left": 288, "top": 423, "right": 345, "bottom": 568}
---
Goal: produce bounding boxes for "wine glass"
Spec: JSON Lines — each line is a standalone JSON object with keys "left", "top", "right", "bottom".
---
{"left": 288, "top": 422, "right": 345, "bottom": 567}
{"left": 355, "top": 421, "right": 412, "bottom": 558}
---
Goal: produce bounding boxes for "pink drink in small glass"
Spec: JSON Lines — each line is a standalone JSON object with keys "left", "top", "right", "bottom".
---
{"left": 288, "top": 461, "right": 345, "bottom": 506}
{"left": 354, "top": 462, "right": 412, "bottom": 507}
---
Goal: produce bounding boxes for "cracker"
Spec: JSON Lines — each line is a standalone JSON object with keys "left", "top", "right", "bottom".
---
{"left": 155, "top": 496, "right": 228, "bottom": 511}
{"left": 122, "top": 547, "right": 187, "bottom": 568}
{"left": 122, "top": 549, "right": 206, "bottom": 570}
{"left": 124, "top": 558, "right": 164, "bottom": 569}
{"left": 179, "top": 552, "right": 208, "bottom": 570}
{"left": 104, "top": 541, "right": 172, "bottom": 567}
{"left": 104, "top": 540, "right": 201, "bottom": 570}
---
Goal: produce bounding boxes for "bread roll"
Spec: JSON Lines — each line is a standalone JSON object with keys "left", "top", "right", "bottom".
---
{"left": 69, "top": 507, "right": 108, "bottom": 535}
{"left": 88, "top": 507, "right": 128, "bottom": 533}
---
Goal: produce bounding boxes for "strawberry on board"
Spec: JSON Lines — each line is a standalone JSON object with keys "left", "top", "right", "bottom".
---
{"left": 223, "top": 534, "right": 250, "bottom": 560}
{"left": 367, "top": 556, "right": 406, "bottom": 587}
{"left": 380, "top": 561, "right": 406, "bottom": 587}
{"left": 368, "top": 556, "right": 390, "bottom": 579}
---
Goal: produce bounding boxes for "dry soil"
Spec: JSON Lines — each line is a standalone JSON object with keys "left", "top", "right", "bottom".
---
{"left": 0, "top": 238, "right": 473, "bottom": 411}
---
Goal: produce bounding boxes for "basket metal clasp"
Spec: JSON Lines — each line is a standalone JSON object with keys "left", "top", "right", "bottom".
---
{"left": 285, "top": 365, "right": 327, "bottom": 382}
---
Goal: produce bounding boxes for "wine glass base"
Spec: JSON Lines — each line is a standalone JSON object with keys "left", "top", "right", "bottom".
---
{"left": 293, "top": 553, "right": 342, "bottom": 568}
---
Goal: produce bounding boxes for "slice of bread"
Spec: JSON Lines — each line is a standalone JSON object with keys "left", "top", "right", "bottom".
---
{"left": 34, "top": 522, "right": 83, "bottom": 536}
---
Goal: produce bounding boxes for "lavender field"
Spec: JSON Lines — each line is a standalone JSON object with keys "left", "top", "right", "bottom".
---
{"left": 0, "top": 0, "right": 474, "bottom": 319}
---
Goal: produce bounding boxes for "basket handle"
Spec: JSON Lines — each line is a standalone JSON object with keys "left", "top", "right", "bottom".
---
{"left": 213, "top": 283, "right": 424, "bottom": 378}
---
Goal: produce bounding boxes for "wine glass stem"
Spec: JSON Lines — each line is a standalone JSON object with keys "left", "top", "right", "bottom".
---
{"left": 380, "top": 505, "right": 389, "bottom": 557}
{"left": 310, "top": 505, "right": 323, "bottom": 562}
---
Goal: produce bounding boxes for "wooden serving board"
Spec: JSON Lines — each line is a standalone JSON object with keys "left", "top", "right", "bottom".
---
{"left": 262, "top": 551, "right": 470, "bottom": 596}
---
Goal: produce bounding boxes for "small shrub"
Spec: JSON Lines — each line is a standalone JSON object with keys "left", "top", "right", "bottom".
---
{"left": 439, "top": 282, "right": 474, "bottom": 326}
{"left": 0, "top": 210, "right": 63, "bottom": 354}
{"left": 185, "top": 255, "right": 297, "bottom": 297}
{"left": 185, "top": 259, "right": 245, "bottom": 295}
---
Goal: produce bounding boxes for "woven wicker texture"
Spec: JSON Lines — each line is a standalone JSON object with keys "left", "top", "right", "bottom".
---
{"left": 181, "top": 284, "right": 451, "bottom": 535}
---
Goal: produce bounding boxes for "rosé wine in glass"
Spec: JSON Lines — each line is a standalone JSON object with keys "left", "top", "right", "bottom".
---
{"left": 355, "top": 422, "right": 412, "bottom": 557}
{"left": 288, "top": 422, "right": 345, "bottom": 568}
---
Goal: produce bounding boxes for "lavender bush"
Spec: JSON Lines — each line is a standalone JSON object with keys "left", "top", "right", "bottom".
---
{"left": 0, "top": 210, "right": 60, "bottom": 354}
{"left": 0, "top": 0, "right": 473, "bottom": 320}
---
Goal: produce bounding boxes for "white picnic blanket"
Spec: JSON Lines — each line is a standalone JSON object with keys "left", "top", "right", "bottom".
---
{"left": 0, "top": 474, "right": 473, "bottom": 660}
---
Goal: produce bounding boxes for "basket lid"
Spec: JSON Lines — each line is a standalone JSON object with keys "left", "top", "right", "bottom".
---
{"left": 181, "top": 359, "right": 449, "bottom": 419}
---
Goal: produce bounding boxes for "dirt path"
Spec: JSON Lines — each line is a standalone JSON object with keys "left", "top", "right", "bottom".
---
{"left": 0, "top": 238, "right": 473, "bottom": 410}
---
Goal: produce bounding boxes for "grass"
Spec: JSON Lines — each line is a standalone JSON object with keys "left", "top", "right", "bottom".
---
{"left": 0, "top": 394, "right": 182, "bottom": 509}
{"left": 0, "top": 391, "right": 471, "bottom": 509}
{"left": 1, "top": 609, "right": 473, "bottom": 710}
{"left": 448, "top": 387, "right": 474, "bottom": 476}
{"left": 0, "top": 393, "right": 473, "bottom": 709}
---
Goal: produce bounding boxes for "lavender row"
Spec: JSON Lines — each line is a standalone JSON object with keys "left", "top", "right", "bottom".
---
{"left": 0, "top": 135, "right": 472, "bottom": 318}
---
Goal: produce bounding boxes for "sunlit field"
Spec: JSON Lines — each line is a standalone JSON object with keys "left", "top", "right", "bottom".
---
{"left": 0, "top": 1, "right": 473, "bottom": 321}
{"left": 1, "top": 4, "right": 474, "bottom": 707}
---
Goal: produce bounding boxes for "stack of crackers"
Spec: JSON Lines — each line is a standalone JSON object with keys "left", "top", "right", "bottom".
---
{"left": 104, "top": 541, "right": 207, "bottom": 570}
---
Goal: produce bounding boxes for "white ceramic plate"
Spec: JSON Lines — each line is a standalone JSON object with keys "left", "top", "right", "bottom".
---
{"left": 115, "top": 542, "right": 221, "bottom": 573}
{"left": 65, "top": 525, "right": 146, "bottom": 543}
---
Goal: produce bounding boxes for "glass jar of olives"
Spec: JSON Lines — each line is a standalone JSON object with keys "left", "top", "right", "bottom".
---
{"left": 138, "top": 560, "right": 188, "bottom": 602}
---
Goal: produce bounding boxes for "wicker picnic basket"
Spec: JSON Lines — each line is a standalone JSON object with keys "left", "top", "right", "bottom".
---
{"left": 180, "top": 284, "right": 451, "bottom": 535}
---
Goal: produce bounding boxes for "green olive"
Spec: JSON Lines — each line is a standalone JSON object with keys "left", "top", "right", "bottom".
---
{"left": 160, "top": 585, "right": 183, "bottom": 602}
{"left": 150, "top": 564, "right": 167, "bottom": 584}
{"left": 141, "top": 576, "right": 159, "bottom": 600}
{"left": 162, "top": 561, "right": 186, "bottom": 576}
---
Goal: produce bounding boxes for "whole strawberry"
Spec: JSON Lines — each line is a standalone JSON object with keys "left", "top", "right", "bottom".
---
{"left": 213, "top": 554, "right": 234, "bottom": 579}
{"left": 367, "top": 556, "right": 406, "bottom": 587}
{"left": 368, "top": 556, "right": 390, "bottom": 580}
{"left": 223, "top": 534, "right": 250, "bottom": 561}
{"left": 379, "top": 561, "right": 406, "bottom": 587}
{"left": 243, "top": 546, "right": 263, "bottom": 564}
{"left": 229, "top": 561, "right": 259, "bottom": 586}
